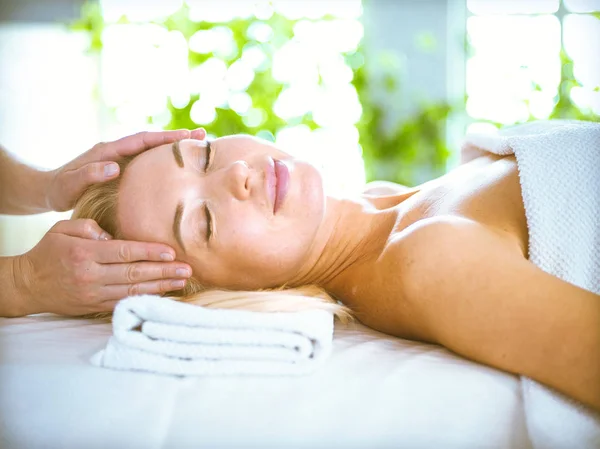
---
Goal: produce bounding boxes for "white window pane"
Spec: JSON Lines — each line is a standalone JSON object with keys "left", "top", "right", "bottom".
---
{"left": 570, "top": 86, "right": 600, "bottom": 114}
{"left": 101, "top": 0, "right": 184, "bottom": 22}
{"left": 563, "top": 14, "right": 600, "bottom": 88}
{"left": 101, "top": 24, "right": 189, "bottom": 122}
{"left": 466, "top": 122, "right": 500, "bottom": 135}
{"left": 468, "top": 15, "right": 561, "bottom": 55}
{"left": 273, "top": 0, "right": 362, "bottom": 20}
{"left": 187, "top": 0, "right": 254, "bottom": 22}
{"left": 466, "top": 97, "right": 531, "bottom": 124}
{"left": 466, "top": 15, "right": 561, "bottom": 123}
{"left": 467, "top": 0, "right": 559, "bottom": 15}
{"left": 564, "top": 0, "right": 600, "bottom": 12}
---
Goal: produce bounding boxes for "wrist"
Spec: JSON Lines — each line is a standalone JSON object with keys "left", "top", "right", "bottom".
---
{"left": 21, "top": 166, "right": 55, "bottom": 213}
{"left": 39, "top": 169, "right": 58, "bottom": 212}
{"left": 6, "top": 255, "right": 38, "bottom": 317}
{"left": 0, "top": 148, "right": 54, "bottom": 214}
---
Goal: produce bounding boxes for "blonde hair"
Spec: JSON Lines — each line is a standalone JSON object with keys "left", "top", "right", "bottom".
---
{"left": 72, "top": 152, "right": 353, "bottom": 323}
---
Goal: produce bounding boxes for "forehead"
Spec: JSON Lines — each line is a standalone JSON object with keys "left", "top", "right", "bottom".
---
{"left": 116, "top": 142, "right": 179, "bottom": 243}
{"left": 123, "top": 138, "right": 212, "bottom": 176}
{"left": 214, "top": 135, "right": 265, "bottom": 151}
{"left": 115, "top": 135, "right": 277, "bottom": 240}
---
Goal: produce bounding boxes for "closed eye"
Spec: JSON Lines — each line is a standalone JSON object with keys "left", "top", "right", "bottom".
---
{"left": 204, "top": 203, "right": 212, "bottom": 242}
{"left": 203, "top": 140, "right": 214, "bottom": 243}
{"left": 204, "top": 140, "right": 212, "bottom": 172}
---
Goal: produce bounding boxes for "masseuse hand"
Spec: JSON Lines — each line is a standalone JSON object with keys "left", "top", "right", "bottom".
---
{"left": 46, "top": 128, "right": 206, "bottom": 212}
{"left": 14, "top": 219, "right": 194, "bottom": 316}
{"left": 12, "top": 128, "right": 206, "bottom": 317}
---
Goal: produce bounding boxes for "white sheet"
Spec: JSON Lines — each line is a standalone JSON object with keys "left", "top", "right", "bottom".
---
{"left": 0, "top": 314, "right": 531, "bottom": 449}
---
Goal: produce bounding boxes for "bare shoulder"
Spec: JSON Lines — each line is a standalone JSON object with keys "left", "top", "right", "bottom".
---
{"left": 375, "top": 216, "right": 523, "bottom": 338}
{"left": 381, "top": 215, "right": 600, "bottom": 410}
{"left": 383, "top": 214, "right": 515, "bottom": 277}
{"left": 351, "top": 215, "right": 600, "bottom": 411}
{"left": 390, "top": 215, "right": 526, "bottom": 296}
{"left": 459, "top": 141, "right": 503, "bottom": 164}
{"left": 355, "top": 216, "right": 505, "bottom": 341}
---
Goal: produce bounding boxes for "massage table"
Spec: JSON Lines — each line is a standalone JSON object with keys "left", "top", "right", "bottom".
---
{"left": 0, "top": 314, "right": 531, "bottom": 448}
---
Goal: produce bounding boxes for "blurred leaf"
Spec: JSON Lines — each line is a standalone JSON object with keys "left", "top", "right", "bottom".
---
{"left": 70, "top": 1, "right": 104, "bottom": 52}
{"left": 74, "top": 0, "right": 459, "bottom": 186}
{"left": 550, "top": 50, "right": 599, "bottom": 121}
{"left": 415, "top": 31, "right": 437, "bottom": 52}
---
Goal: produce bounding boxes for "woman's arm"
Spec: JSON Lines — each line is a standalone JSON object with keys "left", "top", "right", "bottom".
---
{"left": 398, "top": 218, "right": 600, "bottom": 411}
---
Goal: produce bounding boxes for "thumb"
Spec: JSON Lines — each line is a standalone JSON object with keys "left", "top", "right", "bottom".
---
{"left": 65, "top": 161, "right": 120, "bottom": 197}
{"left": 78, "top": 161, "right": 120, "bottom": 184}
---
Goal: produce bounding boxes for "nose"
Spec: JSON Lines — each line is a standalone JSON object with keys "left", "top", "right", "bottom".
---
{"left": 227, "top": 160, "right": 250, "bottom": 200}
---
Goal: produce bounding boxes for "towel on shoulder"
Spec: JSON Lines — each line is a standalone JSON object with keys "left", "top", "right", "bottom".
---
{"left": 464, "top": 119, "right": 599, "bottom": 294}
{"left": 464, "top": 119, "right": 600, "bottom": 449}
{"left": 91, "top": 295, "right": 334, "bottom": 376}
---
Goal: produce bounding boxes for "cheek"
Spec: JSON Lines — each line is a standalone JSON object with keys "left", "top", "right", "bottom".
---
{"left": 224, "top": 213, "right": 273, "bottom": 254}
{"left": 225, "top": 215, "right": 316, "bottom": 270}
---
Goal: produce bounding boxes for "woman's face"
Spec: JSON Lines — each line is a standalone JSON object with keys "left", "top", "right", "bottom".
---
{"left": 117, "top": 135, "right": 325, "bottom": 290}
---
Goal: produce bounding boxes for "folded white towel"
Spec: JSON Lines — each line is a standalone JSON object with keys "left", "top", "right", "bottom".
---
{"left": 464, "top": 119, "right": 600, "bottom": 449}
{"left": 91, "top": 295, "right": 334, "bottom": 376}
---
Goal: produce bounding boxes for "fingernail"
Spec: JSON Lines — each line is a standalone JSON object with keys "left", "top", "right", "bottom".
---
{"left": 171, "top": 280, "right": 186, "bottom": 289}
{"left": 176, "top": 268, "right": 191, "bottom": 278}
{"left": 160, "top": 253, "right": 175, "bottom": 261}
{"left": 99, "top": 232, "right": 113, "bottom": 241}
{"left": 104, "top": 163, "right": 118, "bottom": 177}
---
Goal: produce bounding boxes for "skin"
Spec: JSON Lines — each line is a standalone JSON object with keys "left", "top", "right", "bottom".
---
{"left": 118, "top": 135, "right": 599, "bottom": 412}
{"left": 118, "top": 135, "right": 385, "bottom": 291}
{"left": 0, "top": 129, "right": 207, "bottom": 317}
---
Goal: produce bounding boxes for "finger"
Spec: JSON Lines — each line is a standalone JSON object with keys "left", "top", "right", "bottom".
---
{"left": 51, "top": 219, "right": 112, "bottom": 241}
{"left": 100, "top": 129, "right": 193, "bottom": 160}
{"left": 190, "top": 128, "right": 206, "bottom": 140}
{"left": 100, "top": 279, "right": 188, "bottom": 301}
{"left": 93, "top": 239, "right": 177, "bottom": 263}
{"left": 62, "top": 161, "right": 120, "bottom": 196}
{"left": 101, "top": 261, "right": 192, "bottom": 284}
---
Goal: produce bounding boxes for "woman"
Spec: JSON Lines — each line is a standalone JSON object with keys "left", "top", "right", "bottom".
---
{"left": 73, "top": 130, "right": 600, "bottom": 413}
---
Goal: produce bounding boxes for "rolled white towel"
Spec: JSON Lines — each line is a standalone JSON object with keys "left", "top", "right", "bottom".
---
{"left": 91, "top": 295, "right": 334, "bottom": 376}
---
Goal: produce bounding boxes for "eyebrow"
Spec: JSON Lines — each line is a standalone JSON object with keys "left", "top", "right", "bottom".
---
{"left": 173, "top": 201, "right": 186, "bottom": 253}
{"left": 172, "top": 141, "right": 184, "bottom": 168}
{"left": 171, "top": 141, "right": 186, "bottom": 252}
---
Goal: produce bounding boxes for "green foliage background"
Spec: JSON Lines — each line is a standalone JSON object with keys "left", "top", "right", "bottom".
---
{"left": 73, "top": 1, "right": 599, "bottom": 188}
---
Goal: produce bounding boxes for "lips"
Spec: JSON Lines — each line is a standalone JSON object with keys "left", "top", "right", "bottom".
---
{"left": 273, "top": 159, "right": 289, "bottom": 213}
{"left": 266, "top": 158, "right": 289, "bottom": 214}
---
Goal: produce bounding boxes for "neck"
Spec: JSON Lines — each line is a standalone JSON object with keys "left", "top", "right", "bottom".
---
{"left": 286, "top": 193, "right": 404, "bottom": 293}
